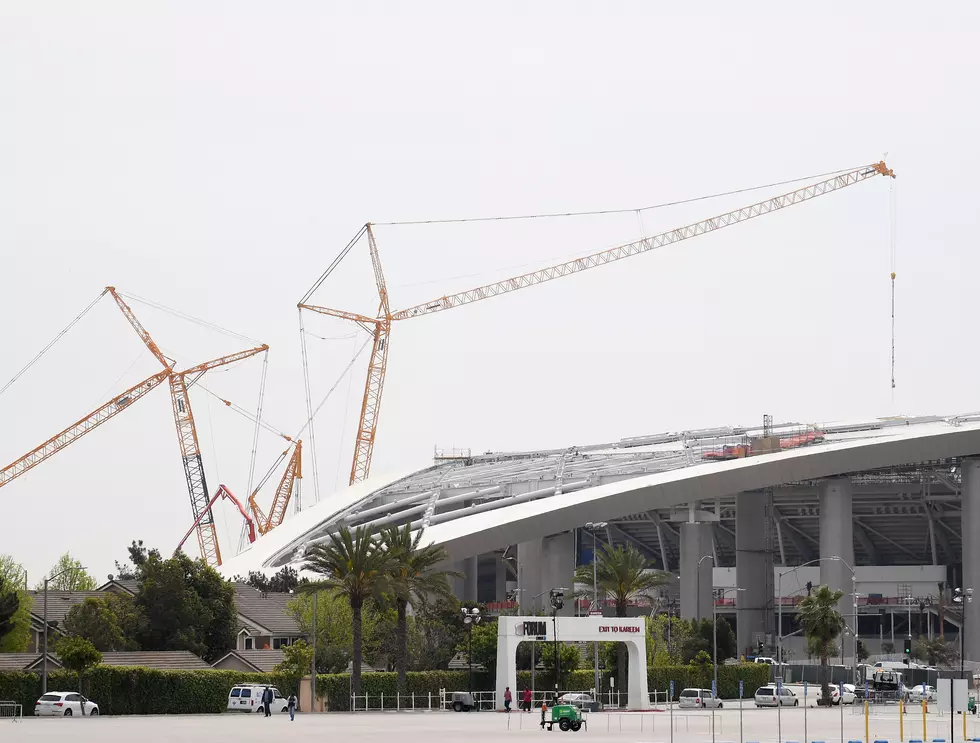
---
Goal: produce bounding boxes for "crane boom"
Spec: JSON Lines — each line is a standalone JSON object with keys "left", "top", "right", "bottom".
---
{"left": 390, "top": 162, "right": 896, "bottom": 320}
{"left": 248, "top": 441, "right": 302, "bottom": 534}
{"left": 106, "top": 287, "right": 174, "bottom": 370}
{"left": 177, "top": 484, "right": 255, "bottom": 553}
{"left": 0, "top": 369, "right": 171, "bottom": 489}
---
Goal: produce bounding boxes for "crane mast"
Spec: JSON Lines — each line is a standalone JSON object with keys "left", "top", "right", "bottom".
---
{"left": 302, "top": 161, "right": 896, "bottom": 485}
{"left": 248, "top": 440, "right": 302, "bottom": 535}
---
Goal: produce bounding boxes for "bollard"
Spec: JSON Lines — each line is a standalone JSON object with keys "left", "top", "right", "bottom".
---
{"left": 925, "top": 701, "right": 929, "bottom": 743}
{"left": 865, "top": 701, "right": 870, "bottom": 743}
{"left": 901, "top": 700, "right": 905, "bottom": 743}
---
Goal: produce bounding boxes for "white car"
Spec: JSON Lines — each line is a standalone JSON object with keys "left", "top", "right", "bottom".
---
{"left": 828, "top": 683, "right": 855, "bottom": 705}
{"left": 754, "top": 686, "right": 798, "bottom": 707}
{"left": 906, "top": 685, "right": 938, "bottom": 703}
{"left": 557, "top": 692, "right": 602, "bottom": 712}
{"left": 678, "top": 688, "right": 723, "bottom": 709}
{"left": 35, "top": 692, "right": 99, "bottom": 717}
{"left": 227, "top": 684, "right": 289, "bottom": 713}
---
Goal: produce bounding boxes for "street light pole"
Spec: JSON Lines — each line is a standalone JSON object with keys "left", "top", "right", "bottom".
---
{"left": 585, "top": 521, "right": 607, "bottom": 699}
{"left": 696, "top": 554, "right": 714, "bottom": 623}
{"left": 42, "top": 565, "right": 87, "bottom": 695}
{"left": 461, "top": 607, "right": 482, "bottom": 695}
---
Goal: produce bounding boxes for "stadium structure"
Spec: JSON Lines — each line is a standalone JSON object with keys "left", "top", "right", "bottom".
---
{"left": 220, "top": 412, "right": 980, "bottom": 663}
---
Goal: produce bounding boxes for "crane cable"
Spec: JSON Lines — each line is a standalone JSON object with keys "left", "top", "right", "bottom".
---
{"left": 0, "top": 289, "right": 106, "bottom": 398}
{"left": 240, "top": 351, "right": 269, "bottom": 553}
{"left": 890, "top": 177, "right": 898, "bottom": 397}
{"left": 372, "top": 164, "right": 869, "bottom": 226}
{"left": 298, "top": 310, "right": 321, "bottom": 508}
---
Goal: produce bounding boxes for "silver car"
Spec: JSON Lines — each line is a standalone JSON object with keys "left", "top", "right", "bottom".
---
{"left": 678, "top": 688, "right": 723, "bottom": 709}
{"left": 754, "top": 686, "right": 798, "bottom": 707}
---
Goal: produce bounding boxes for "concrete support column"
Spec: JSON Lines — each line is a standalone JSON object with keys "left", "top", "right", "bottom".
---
{"left": 962, "top": 460, "right": 980, "bottom": 663}
{"left": 518, "top": 533, "right": 575, "bottom": 616}
{"left": 736, "top": 492, "right": 772, "bottom": 655}
{"left": 819, "top": 478, "right": 855, "bottom": 593}
{"left": 464, "top": 556, "right": 479, "bottom": 603}
{"left": 680, "top": 522, "right": 713, "bottom": 621}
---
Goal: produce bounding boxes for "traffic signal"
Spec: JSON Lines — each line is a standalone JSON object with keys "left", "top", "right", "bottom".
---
{"left": 904, "top": 637, "right": 912, "bottom": 655}
{"left": 758, "top": 639, "right": 764, "bottom": 654}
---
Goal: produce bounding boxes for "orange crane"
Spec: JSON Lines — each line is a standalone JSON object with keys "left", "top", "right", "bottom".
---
{"left": 300, "top": 161, "right": 896, "bottom": 485}
{"left": 248, "top": 440, "right": 302, "bottom": 535}
{"left": 105, "top": 288, "right": 268, "bottom": 566}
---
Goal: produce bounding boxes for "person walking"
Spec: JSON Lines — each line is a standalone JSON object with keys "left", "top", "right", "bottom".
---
{"left": 540, "top": 701, "right": 548, "bottom": 729}
{"left": 523, "top": 687, "right": 532, "bottom": 713}
{"left": 504, "top": 686, "right": 512, "bottom": 713}
{"left": 287, "top": 693, "right": 297, "bottom": 721}
{"left": 262, "top": 687, "right": 273, "bottom": 717}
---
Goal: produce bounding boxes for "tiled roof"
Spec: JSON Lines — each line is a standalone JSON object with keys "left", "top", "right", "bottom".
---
{"left": 0, "top": 654, "right": 59, "bottom": 671}
{"left": 26, "top": 591, "right": 106, "bottom": 628}
{"left": 233, "top": 584, "right": 303, "bottom": 635}
{"left": 96, "top": 578, "right": 139, "bottom": 595}
{"left": 214, "top": 649, "right": 286, "bottom": 673}
{"left": 97, "top": 652, "right": 211, "bottom": 670}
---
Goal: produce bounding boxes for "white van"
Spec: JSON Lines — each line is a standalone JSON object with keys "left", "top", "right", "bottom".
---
{"left": 228, "top": 684, "right": 289, "bottom": 714}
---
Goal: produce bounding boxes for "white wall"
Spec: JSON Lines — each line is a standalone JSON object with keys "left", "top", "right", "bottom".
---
{"left": 713, "top": 565, "right": 946, "bottom": 599}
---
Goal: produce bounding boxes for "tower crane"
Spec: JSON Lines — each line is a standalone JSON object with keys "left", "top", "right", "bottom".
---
{"left": 300, "top": 161, "right": 896, "bottom": 485}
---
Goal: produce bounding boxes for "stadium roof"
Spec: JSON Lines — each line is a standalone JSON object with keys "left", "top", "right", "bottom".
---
{"left": 219, "top": 412, "right": 980, "bottom": 577}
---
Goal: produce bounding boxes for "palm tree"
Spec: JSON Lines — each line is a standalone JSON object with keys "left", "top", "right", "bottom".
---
{"left": 302, "top": 525, "right": 392, "bottom": 696}
{"left": 574, "top": 543, "right": 669, "bottom": 694}
{"left": 378, "top": 524, "right": 459, "bottom": 694}
{"left": 798, "top": 584, "right": 845, "bottom": 705}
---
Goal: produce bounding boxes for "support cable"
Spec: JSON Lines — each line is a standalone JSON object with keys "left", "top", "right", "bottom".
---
{"left": 299, "top": 224, "right": 368, "bottom": 305}
{"left": 119, "top": 291, "right": 261, "bottom": 345}
{"left": 240, "top": 351, "right": 269, "bottom": 552}
{"left": 295, "top": 334, "right": 373, "bottom": 441}
{"left": 299, "top": 310, "right": 321, "bottom": 506}
{"left": 373, "top": 165, "right": 866, "bottom": 226}
{"left": 0, "top": 289, "right": 106, "bottom": 398}
{"left": 194, "top": 382, "right": 289, "bottom": 441}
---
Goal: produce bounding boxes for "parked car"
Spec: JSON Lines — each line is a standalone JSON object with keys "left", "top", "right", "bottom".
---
{"left": 227, "top": 684, "right": 288, "bottom": 713}
{"left": 557, "top": 692, "right": 602, "bottom": 712}
{"left": 827, "top": 683, "right": 854, "bottom": 705}
{"left": 35, "top": 692, "right": 99, "bottom": 717}
{"left": 906, "top": 685, "right": 938, "bottom": 704}
{"left": 678, "top": 688, "right": 723, "bottom": 709}
{"left": 754, "top": 686, "right": 798, "bottom": 707}
{"left": 754, "top": 656, "right": 777, "bottom": 664}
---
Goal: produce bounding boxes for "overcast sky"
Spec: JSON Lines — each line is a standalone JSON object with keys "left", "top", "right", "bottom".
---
{"left": 2, "top": 1, "right": 978, "bottom": 583}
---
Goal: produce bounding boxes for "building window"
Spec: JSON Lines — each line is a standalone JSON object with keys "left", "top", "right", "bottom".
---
{"left": 272, "top": 637, "right": 293, "bottom": 649}
{"left": 244, "top": 637, "right": 254, "bottom": 650}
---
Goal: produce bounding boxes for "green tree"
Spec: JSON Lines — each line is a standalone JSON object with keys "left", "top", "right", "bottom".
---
{"left": 459, "top": 616, "right": 497, "bottom": 671}
{"left": 913, "top": 636, "right": 958, "bottom": 667}
{"left": 113, "top": 540, "right": 160, "bottom": 580}
{"left": 411, "top": 594, "right": 468, "bottom": 671}
{"left": 63, "top": 596, "right": 139, "bottom": 651}
{"left": 378, "top": 524, "right": 458, "bottom": 694}
{"left": 680, "top": 618, "right": 737, "bottom": 664}
{"left": 0, "top": 555, "right": 31, "bottom": 652}
{"left": 798, "top": 584, "right": 845, "bottom": 705}
{"left": 274, "top": 639, "right": 315, "bottom": 679}
{"left": 135, "top": 550, "right": 237, "bottom": 662}
{"left": 574, "top": 543, "right": 669, "bottom": 692}
{"left": 234, "top": 566, "right": 301, "bottom": 594}
{"left": 55, "top": 635, "right": 103, "bottom": 694}
{"left": 539, "top": 641, "right": 582, "bottom": 679}
{"left": 301, "top": 526, "right": 393, "bottom": 696}
{"left": 288, "top": 590, "right": 372, "bottom": 673}
{"left": 647, "top": 614, "right": 691, "bottom": 666}
{"left": 39, "top": 552, "right": 96, "bottom": 591}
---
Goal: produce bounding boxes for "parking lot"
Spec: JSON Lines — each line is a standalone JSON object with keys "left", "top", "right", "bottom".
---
{"left": 8, "top": 706, "right": 980, "bottom": 743}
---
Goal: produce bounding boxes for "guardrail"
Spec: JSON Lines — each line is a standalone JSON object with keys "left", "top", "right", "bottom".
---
{"left": 0, "top": 701, "right": 22, "bottom": 722}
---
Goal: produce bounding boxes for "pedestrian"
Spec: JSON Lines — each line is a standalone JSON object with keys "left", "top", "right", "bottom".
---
{"left": 504, "top": 686, "right": 512, "bottom": 713}
{"left": 262, "top": 686, "right": 273, "bottom": 717}
{"left": 287, "top": 693, "right": 297, "bottom": 721}
{"left": 540, "top": 701, "right": 548, "bottom": 729}
{"left": 523, "top": 687, "right": 532, "bottom": 713}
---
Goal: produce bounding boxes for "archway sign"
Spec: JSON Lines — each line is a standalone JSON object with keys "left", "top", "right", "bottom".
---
{"left": 495, "top": 615, "right": 649, "bottom": 710}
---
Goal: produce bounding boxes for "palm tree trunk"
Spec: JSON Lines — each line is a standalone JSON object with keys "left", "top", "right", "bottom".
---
{"left": 396, "top": 597, "right": 408, "bottom": 694}
{"left": 352, "top": 599, "right": 363, "bottom": 698}
{"left": 820, "top": 652, "right": 830, "bottom": 705}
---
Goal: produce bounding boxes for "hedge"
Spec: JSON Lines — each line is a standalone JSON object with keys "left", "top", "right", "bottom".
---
{"left": 0, "top": 663, "right": 771, "bottom": 715}
{"left": 0, "top": 667, "right": 299, "bottom": 716}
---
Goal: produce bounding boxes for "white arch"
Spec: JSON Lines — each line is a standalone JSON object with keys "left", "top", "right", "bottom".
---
{"left": 496, "top": 616, "right": 648, "bottom": 711}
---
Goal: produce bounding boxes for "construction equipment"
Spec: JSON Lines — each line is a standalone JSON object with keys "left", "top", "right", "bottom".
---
{"left": 248, "top": 440, "right": 303, "bottom": 535}
{"left": 1, "top": 286, "right": 267, "bottom": 567}
{"left": 177, "top": 483, "right": 256, "bottom": 554}
{"left": 301, "top": 161, "right": 896, "bottom": 485}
